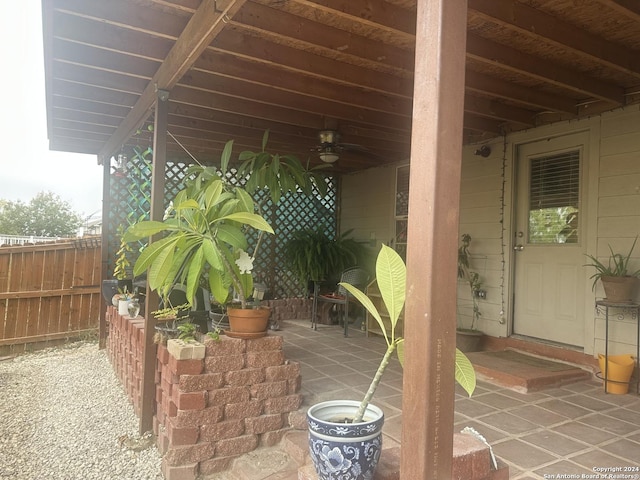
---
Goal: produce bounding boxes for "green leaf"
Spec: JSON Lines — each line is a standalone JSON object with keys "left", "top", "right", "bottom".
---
{"left": 216, "top": 224, "right": 248, "bottom": 250}
{"left": 209, "top": 271, "right": 231, "bottom": 305}
{"left": 221, "top": 212, "right": 274, "bottom": 234}
{"left": 186, "top": 246, "right": 205, "bottom": 304}
{"left": 376, "top": 245, "right": 406, "bottom": 329}
{"left": 220, "top": 140, "right": 234, "bottom": 174}
{"left": 133, "top": 235, "right": 179, "bottom": 276}
{"left": 455, "top": 348, "right": 476, "bottom": 397}
{"left": 174, "top": 199, "right": 200, "bottom": 211}
{"left": 340, "top": 282, "right": 389, "bottom": 345}
{"left": 235, "top": 188, "right": 255, "bottom": 213}
{"left": 202, "top": 238, "right": 223, "bottom": 271}
{"left": 261, "top": 129, "right": 269, "bottom": 151}
{"left": 125, "top": 221, "right": 172, "bottom": 240}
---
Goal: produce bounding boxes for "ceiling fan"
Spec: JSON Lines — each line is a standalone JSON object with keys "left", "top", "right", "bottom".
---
{"left": 311, "top": 130, "right": 374, "bottom": 163}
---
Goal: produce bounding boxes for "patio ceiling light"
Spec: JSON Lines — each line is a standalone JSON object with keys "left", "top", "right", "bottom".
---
{"left": 319, "top": 147, "right": 339, "bottom": 163}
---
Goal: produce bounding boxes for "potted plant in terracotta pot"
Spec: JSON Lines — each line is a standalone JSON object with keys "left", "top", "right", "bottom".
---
{"left": 307, "top": 244, "right": 476, "bottom": 480}
{"left": 585, "top": 236, "right": 640, "bottom": 303}
{"left": 124, "top": 132, "right": 327, "bottom": 337}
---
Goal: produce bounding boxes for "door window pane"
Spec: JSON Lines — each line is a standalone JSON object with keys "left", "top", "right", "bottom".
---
{"left": 528, "top": 151, "right": 580, "bottom": 244}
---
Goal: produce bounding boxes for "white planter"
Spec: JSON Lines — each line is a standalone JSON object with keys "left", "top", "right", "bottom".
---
{"left": 118, "top": 299, "right": 131, "bottom": 316}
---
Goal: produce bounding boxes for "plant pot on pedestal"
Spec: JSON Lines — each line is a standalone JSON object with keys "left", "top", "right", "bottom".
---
{"left": 226, "top": 306, "right": 271, "bottom": 338}
{"left": 601, "top": 276, "right": 638, "bottom": 303}
{"left": 307, "top": 400, "right": 384, "bottom": 480}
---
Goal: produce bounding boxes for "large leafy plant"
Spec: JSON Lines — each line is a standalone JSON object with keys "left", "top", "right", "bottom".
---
{"left": 284, "top": 227, "right": 368, "bottom": 288}
{"left": 340, "top": 244, "right": 476, "bottom": 423}
{"left": 124, "top": 133, "right": 327, "bottom": 309}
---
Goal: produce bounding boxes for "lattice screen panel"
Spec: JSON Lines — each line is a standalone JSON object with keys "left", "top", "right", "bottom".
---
{"left": 107, "top": 159, "right": 337, "bottom": 299}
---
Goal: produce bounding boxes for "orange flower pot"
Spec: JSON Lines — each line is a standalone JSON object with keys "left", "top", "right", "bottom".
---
{"left": 598, "top": 354, "right": 635, "bottom": 394}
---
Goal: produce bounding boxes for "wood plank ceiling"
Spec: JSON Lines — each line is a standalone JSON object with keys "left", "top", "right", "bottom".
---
{"left": 42, "top": 0, "right": 640, "bottom": 174}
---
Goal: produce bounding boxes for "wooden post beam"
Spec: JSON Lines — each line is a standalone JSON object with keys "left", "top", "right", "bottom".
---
{"left": 139, "top": 90, "right": 169, "bottom": 435}
{"left": 400, "top": 0, "right": 468, "bottom": 478}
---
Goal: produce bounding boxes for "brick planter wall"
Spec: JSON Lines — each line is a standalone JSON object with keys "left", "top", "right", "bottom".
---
{"left": 262, "top": 298, "right": 311, "bottom": 323}
{"left": 154, "top": 335, "right": 302, "bottom": 480}
{"left": 107, "top": 306, "right": 303, "bottom": 480}
{"left": 106, "top": 306, "right": 147, "bottom": 416}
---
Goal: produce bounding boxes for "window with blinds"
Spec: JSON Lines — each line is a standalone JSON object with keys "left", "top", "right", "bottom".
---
{"left": 528, "top": 150, "right": 580, "bottom": 244}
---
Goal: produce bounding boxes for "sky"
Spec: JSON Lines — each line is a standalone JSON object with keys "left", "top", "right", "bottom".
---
{"left": 0, "top": 1, "right": 104, "bottom": 222}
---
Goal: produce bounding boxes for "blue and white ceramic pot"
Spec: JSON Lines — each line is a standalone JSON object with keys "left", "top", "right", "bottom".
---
{"left": 307, "top": 400, "right": 384, "bottom": 480}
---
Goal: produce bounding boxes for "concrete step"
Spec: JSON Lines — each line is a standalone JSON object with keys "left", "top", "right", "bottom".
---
{"left": 466, "top": 349, "right": 593, "bottom": 393}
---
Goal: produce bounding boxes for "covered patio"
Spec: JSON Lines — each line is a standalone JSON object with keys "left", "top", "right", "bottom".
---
{"left": 281, "top": 320, "right": 640, "bottom": 479}
{"left": 41, "top": 1, "right": 640, "bottom": 478}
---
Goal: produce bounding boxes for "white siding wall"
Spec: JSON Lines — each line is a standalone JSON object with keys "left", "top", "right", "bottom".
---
{"left": 457, "top": 142, "right": 510, "bottom": 337}
{"left": 340, "top": 163, "right": 397, "bottom": 254}
{"left": 592, "top": 106, "right": 640, "bottom": 356}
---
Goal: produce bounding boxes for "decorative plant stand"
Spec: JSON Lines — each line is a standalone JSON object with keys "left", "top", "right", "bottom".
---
{"left": 596, "top": 300, "right": 640, "bottom": 394}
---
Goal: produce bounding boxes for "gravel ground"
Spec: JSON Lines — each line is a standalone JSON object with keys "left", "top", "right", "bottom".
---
{"left": 0, "top": 341, "right": 163, "bottom": 480}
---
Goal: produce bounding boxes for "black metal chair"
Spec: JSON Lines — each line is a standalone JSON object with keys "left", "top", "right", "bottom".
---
{"left": 311, "top": 267, "right": 369, "bottom": 336}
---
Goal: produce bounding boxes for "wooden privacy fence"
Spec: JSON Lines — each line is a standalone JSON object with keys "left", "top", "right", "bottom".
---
{"left": 0, "top": 237, "right": 102, "bottom": 354}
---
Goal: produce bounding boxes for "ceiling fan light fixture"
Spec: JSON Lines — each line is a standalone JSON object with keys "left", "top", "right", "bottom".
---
{"left": 319, "top": 148, "right": 339, "bottom": 163}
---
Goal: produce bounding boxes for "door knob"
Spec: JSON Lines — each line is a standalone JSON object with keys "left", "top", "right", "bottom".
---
{"left": 514, "top": 244, "right": 524, "bottom": 251}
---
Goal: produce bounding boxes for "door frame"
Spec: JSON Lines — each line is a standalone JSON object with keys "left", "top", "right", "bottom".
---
{"left": 504, "top": 120, "right": 600, "bottom": 354}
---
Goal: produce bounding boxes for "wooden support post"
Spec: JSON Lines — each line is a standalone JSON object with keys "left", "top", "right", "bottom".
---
{"left": 400, "top": 0, "right": 468, "bottom": 478}
{"left": 139, "top": 90, "right": 169, "bottom": 435}
{"left": 98, "top": 159, "right": 111, "bottom": 349}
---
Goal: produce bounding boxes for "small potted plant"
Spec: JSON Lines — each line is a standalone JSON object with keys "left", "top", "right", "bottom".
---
{"left": 124, "top": 132, "right": 327, "bottom": 337}
{"left": 306, "top": 244, "right": 476, "bottom": 479}
{"left": 102, "top": 225, "right": 134, "bottom": 304}
{"left": 585, "top": 236, "right": 640, "bottom": 303}
{"left": 456, "top": 233, "right": 484, "bottom": 352}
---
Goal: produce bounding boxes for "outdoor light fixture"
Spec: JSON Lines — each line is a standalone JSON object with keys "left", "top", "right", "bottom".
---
{"left": 474, "top": 145, "right": 491, "bottom": 157}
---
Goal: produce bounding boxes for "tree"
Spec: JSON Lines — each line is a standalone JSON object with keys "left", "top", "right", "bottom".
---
{"left": 0, "top": 191, "right": 83, "bottom": 237}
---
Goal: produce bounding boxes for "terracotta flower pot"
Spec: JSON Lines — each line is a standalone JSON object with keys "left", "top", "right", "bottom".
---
{"left": 600, "top": 276, "right": 638, "bottom": 303}
{"left": 227, "top": 306, "right": 271, "bottom": 337}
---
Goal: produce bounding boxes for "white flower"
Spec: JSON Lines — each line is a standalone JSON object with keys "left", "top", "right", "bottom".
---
{"left": 235, "top": 250, "right": 254, "bottom": 274}
{"left": 163, "top": 201, "right": 173, "bottom": 220}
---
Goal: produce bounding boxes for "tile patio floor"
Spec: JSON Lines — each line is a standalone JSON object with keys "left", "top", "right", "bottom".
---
{"left": 278, "top": 319, "right": 640, "bottom": 479}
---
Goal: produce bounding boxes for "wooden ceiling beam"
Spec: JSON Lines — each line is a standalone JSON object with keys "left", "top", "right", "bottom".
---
{"left": 212, "top": 29, "right": 414, "bottom": 95}
{"left": 467, "top": 33, "right": 626, "bottom": 104}
{"left": 180, "top": 69, "right": 411, "bottom": 131}
{"left": 275, "top": 0, "right": 417, "bottom": 39}
{"left": 231, "top": 2, "right": 414, "bottom": 74}
{"left": 167, "top": 101, "right": 411, "bottom": 148}
{"left": 464, "top": 69, "right": 577, "bottom": 114}
{"left": 596, "top": 0, "right": 640, "bottom": 21}
{"left": 97, "top": 0, "right": 249, "bottom": 163}
{"left": 52, "top": 9, "right": 174, "bottom": 61}
{"left": 53, "top": 38, "right": 160, "bottom": 80}
{"left": 54, "top": 61, "right": 148, "bottom": 95}
{"left": 463, "top": 114, "right": 504, "bottom": 135}
{"left": 469, "top": 0, "right": 640, "bottom": 79}
{"left": 53, "top": 80, "right": 139, "bottom": 109}
{"left": 463, "top": 94, "right": 535, "bottom": 126}
{"left": 53, "top": 0, "right": 188, "bottom": 39}
{"left": 195, "top": 50, "right": 411, "bottom": 114}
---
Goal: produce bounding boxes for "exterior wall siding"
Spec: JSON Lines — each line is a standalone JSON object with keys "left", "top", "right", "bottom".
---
{"left": 341, "top": 104, "right": 640, "bottom": 359}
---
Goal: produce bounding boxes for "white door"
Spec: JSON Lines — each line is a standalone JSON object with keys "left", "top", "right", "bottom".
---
{"left": 513, "top": 133, "right": 587, "bottom": 347}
